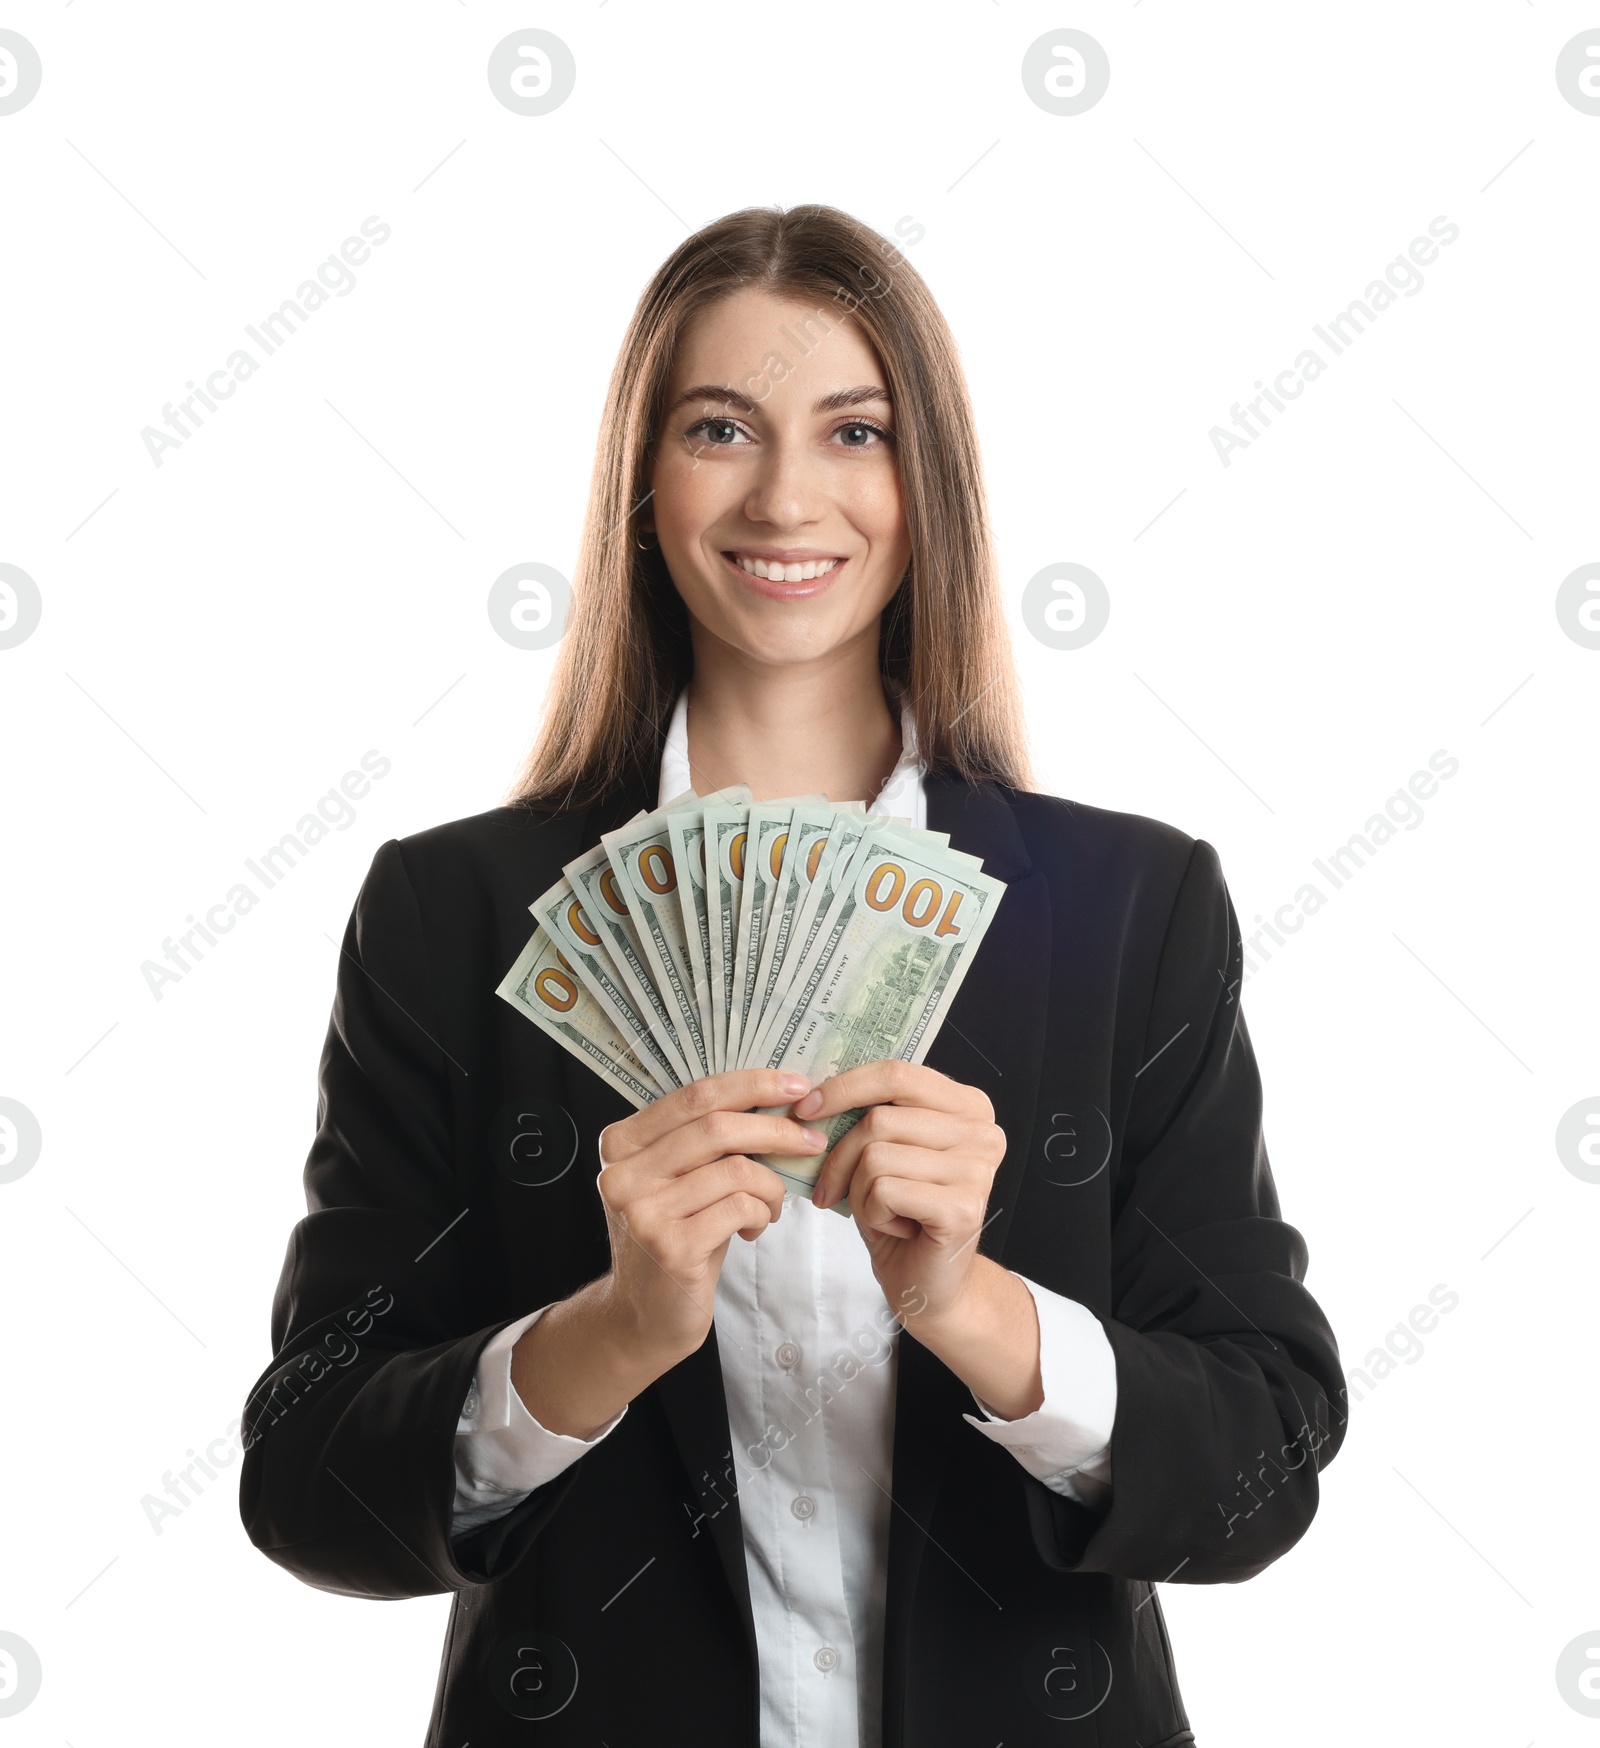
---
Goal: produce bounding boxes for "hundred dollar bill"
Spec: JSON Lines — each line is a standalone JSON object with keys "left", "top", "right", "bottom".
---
{"left": 748, "top": 825, "right": 1007, "bottom": 1203}
{"left": 701, "top": 803, "right": 750, "bottom": 1073}
{"left": 496, "top": 925, "right": 656, "bottom": 1109}
{"left": 725, "top": 798, "right": 827, "bottom": 1071}
{"left": 737, "top": 808, "right": 871, "bottom": 1067}
{"left": 564, "top": 836, "right": 698, "bottom": 1087}
{"left": 654, "top": 784, "right": 752, "bottom": 1081}
{"left": 739, "top": 812, "right": 951, "bottom": 1069}
{"left": 668, "top": 807, "right": 716, "bottom": 1072}
{"left": 530, "top": 875, "right": 683, "bottom": 1096}
{"left": 603, "top": 792, "right": 736, "bottom": 1081}
{"left": 653, "top": 794, "right": 922, "bottom": 1079}
{"left": 739, "top": 802, "right": 844, "bottom": 1065}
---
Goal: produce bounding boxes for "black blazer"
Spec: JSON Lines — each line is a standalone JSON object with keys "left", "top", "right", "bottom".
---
{"left": 239, "top": 765, "right": 1345, "bottom": 1747}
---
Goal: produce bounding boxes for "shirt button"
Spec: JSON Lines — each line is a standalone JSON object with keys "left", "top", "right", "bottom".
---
{"left": 813, "top": 1646, "right": 839, "bottom": 1673}
{"left": 791, "top": 1494, "right": 816, "bottom": 1522}
{"left": 462, "top": 1386, "right": 480, "bottom": 1418}
{"left": 775, "top": 1341, "right": 801, "bottom": 1370}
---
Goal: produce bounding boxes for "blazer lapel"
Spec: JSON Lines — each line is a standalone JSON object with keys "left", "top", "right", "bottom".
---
{"left": 920, "top": 775, "right": 1050, "bottom": 1269}
{"left": 551, "top": 762, "right": 764, "bottom": 1688}
{"left": 883, "top": 777, "right": 1052, "bottom": 1739}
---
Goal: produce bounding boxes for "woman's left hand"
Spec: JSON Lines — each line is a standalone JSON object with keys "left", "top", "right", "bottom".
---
{"left": 795, "top": 1062, "right": 1006, "bottom": 1326}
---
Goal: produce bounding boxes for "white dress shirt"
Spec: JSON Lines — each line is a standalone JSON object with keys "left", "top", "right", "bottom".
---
{"left": 454, "top": 690, "right": 1117, "bottom": 1747}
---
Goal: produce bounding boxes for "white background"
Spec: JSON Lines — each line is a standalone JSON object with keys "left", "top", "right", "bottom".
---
{"left": 1, "top": 3, "right": 1597, "bottom": 1742}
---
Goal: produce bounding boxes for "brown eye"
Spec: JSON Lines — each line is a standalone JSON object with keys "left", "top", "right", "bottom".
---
{"left": 687, "top": 418, "right": 749, "bottom": 446}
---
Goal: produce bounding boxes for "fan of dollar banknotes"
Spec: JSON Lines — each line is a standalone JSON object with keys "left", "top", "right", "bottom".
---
{"left": 496, "top": 786, "right": 1007, "bottom": 1214}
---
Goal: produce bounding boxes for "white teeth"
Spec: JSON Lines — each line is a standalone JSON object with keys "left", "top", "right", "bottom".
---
{"left": 735, "top": 555, "right": 842, "bottom": 582}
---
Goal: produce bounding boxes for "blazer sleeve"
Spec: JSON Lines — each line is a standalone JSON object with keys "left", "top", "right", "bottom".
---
{"left": 1023, "top": 836, "right": 1346, "bottom": 1583}
{"left": 238, "top": 838, "right": 586, "bottom": 1599}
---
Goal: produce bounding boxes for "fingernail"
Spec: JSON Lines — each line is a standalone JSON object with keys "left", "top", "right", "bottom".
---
{"left": 778, "top": 1074, "right": 810, "bottom": 1098}
{"left": 793, "top": 1089, "right": 823, "bottom": 1118}
{"left": 801, "top": 1127, "right": 826, "bottom": 1150}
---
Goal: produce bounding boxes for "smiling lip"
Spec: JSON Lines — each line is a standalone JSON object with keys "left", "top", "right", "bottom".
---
{"left": 720, "top": 549, "right": 847, "bottom": 600}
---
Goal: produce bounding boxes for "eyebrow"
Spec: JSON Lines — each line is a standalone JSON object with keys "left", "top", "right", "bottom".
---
{"left": 666, "top": 383, "right": 893, "bottom": 418}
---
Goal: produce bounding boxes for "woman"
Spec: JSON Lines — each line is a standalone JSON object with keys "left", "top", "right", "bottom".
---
{"left": 240, "top": 204, "right": 1344, "bottom": 1747}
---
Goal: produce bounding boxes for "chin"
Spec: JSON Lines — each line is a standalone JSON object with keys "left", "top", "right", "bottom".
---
{"left": 722, "top": 620, "right": 846, "bottom": 668}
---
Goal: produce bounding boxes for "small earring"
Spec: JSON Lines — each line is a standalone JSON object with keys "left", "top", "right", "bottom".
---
{"left": 635, "top": 528, "right": 658, "bottom": 551}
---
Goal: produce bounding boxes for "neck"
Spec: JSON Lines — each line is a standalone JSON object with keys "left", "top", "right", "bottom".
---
{"left": 683, "top": 626, "right": 903, "bottom": 804}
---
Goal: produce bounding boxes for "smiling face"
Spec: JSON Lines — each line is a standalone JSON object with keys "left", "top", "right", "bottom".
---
{"left": 647, "top": 286, "right": 912, "bottom": 672}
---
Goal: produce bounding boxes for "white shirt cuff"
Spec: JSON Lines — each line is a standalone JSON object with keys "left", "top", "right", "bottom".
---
{"left": 451, "top": 1304, "right": 629, "bottom": 1538}
{"left": 960, "top": 1275, "right": 1116, "bottom": 1510}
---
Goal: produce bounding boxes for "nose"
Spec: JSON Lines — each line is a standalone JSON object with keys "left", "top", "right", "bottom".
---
{"left": 741, "top": 430, "right": 827, "bottom": 530}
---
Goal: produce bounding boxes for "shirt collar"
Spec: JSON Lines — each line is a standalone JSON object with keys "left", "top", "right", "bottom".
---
{"left": 657, "top": 688, "right": 926, "bottom": 826}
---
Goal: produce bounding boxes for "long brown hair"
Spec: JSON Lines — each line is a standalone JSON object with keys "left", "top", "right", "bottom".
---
{"left": 507, "top": 203, "right": 1032, "bottom": 809}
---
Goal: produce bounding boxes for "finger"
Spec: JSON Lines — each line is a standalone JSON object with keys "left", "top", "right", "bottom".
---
{"left": 643, "top": 1111, "right": 827, "bottom": 1182}
{"left": 852, "top": 1160, "right": 985, "bottom": 1239}
{"left": 791, "top": 1060, "right": 986, "bottom": 1125}
{"left": 678, "top": 1186, "right": 784, "bottom": 1255}
{"left": 607, "top": 1069, "right": 812, "bottom": 1157}
{"left": 651, "top": 1153, "right": 788, "bottom": 1227}
{"left": 858, "top": 1206, "right": 920, "bottom": 1241}
{"left": 827, "top": 1137, "right": 967, "bottom": 1223}
{"left": 812, "top": 1106, "right": 971, "bottom": 1207}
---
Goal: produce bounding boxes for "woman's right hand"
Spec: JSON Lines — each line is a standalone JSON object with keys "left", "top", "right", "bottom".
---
{"left": 596, "top": 1068, "right": 825, "bottom": 1361}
